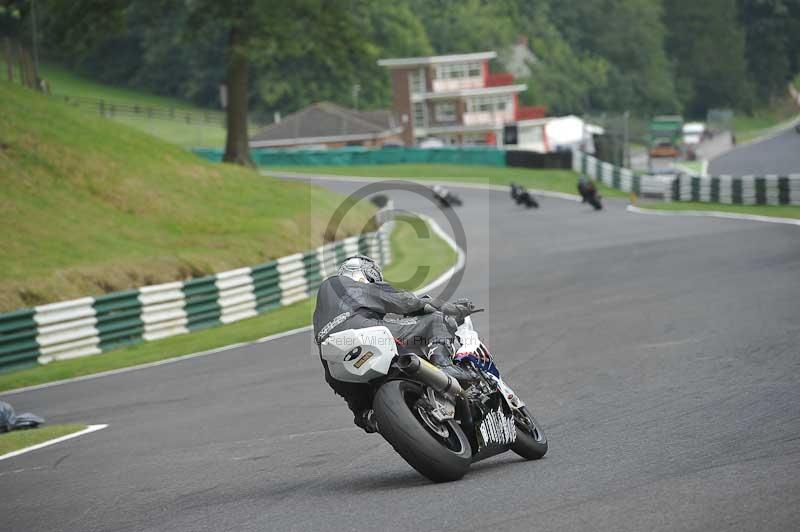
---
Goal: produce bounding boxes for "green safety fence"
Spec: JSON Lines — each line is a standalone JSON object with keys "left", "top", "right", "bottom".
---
{"left": 192, "top": 146, "right": 507, "bottom": 167}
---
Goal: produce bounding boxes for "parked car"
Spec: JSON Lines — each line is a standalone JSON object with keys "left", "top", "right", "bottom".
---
{"left": 419, "top": 137, "right": 445, "bottom": 149}
{"left": 649, "top": 141, "right": 680, "bottom": 158}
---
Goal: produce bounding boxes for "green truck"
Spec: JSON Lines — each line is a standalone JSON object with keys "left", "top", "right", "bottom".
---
{"left": 648, "top": 115, "right": 683, "bottom": 158}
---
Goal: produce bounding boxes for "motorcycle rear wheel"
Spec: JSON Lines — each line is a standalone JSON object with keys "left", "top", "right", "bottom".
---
{"left": 510, "top": 406, "right": 548, "bottom": 460}
{"left": 373, "top": 380, "right": 471, "bottom": 482}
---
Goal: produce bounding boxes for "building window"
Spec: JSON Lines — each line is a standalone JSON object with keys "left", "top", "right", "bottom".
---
{"left": 466, "top": 95, "right": 513, "bottom": 114}
{"left": 435, "top": 62, "right": 482, "bottom": 81}
{"left": 434, "top": 102, "right": 456, "bottom": 123}
{"left": 413, "top": 102, "right": 426, "bottom": 127}
{"left": 409, "top": 69, "right": 425, "bottom": 94}
{"left": 462, "top": 133, "right": 488, "bottom": 145}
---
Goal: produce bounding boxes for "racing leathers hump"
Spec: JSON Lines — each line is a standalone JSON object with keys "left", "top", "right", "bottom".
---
{"left": 313, "top": 276, "right": 430, "bottom": 343}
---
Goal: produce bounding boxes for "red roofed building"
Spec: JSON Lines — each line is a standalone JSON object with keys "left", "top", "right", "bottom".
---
{"left": 378, "top": 51, "right": 545, "bottom": 147}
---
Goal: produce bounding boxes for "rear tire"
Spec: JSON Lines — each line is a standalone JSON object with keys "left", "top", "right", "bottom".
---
{"left": 373, "top": 380, "right": 471, "bottom": 482}
{"left": 510, "top": 407, "right": 548, "bottom": 460}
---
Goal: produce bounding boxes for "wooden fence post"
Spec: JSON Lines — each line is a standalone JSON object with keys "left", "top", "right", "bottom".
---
{"left": 14, "top": 41, "right": 27, "bottom": 87}
{"left": 3, "top": 38, "right": 13, "bottom": 82}
{"left": 23, "top": 48, "right": 37, "bottom": 90}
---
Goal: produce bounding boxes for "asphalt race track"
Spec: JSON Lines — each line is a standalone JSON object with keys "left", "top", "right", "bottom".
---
{"left": 2, "top": 179, "right": 799, "bottom": 532}
{"left": 709, "top": 123, "right": 800, "bottom": 176}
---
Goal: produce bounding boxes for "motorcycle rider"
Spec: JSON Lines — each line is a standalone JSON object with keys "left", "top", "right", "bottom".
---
{"left": 313, "top": 255, "right": 475, "bottom": 433}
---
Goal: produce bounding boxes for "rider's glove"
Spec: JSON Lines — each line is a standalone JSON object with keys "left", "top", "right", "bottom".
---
{"left": 440, "top": 298, "right": 475, "bottom": 323}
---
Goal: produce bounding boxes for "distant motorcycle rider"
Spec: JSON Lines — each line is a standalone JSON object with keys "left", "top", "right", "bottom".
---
{"left": 313, "top": 255, "right": 475, "bottom": 433}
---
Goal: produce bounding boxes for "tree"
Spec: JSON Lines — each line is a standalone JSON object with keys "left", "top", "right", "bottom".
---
{"left": 179, "top": 0, "right": 375, "bottom": 166}
{"left": 247, "top": 1, "right": 431, "bottom": 115}
{"left": 664, "top": 0, "right": 753, "bottom": 116}
{"left": 548, "top": 0, "right": 679, "bottom": 114}
{"left": 739, "top": 0, "right": 800, "bottom": 103}
{"left": 39, "top": 0, "right": 373, "bottom": 167}
{"left": 518, "top": 12, "right": 610, "bottom": 114}
{"left": 408, "top": 0, "right": 516, "bottom": 54}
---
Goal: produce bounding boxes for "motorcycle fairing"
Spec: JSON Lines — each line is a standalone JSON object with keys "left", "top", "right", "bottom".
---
{"left": 320, "top": 326, "right": 397, "bottom": 383}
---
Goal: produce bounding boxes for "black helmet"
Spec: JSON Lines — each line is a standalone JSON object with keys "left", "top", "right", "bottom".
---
{"left": 337, "top": 255, "right": 383, "bottom": 283}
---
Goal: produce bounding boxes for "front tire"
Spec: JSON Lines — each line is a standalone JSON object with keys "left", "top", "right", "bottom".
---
{"left": 373, "top": 380, "right": 471, "bottom": 482}
{"left": 510, "top": 407, "right": 548, "bottom": 460}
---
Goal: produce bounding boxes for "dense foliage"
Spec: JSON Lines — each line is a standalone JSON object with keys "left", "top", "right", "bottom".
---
{"left": 5, "top": 0, "right": 800, "bottom": 119}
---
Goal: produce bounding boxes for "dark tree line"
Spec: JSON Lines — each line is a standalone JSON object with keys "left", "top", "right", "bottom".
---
{"left": 3, "top": 0, "right": 799, "bottom": 165}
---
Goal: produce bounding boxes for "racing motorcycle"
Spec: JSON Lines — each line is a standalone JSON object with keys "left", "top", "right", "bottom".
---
{"left": 510, "top": 182, "right": 539, "bottom": 209}
{"left": 320, "top": 310, "right": 547, "bottom": 483}
{"left": 578, "top": 180, "right": 603, "bottom": 210}
{"left": 431, "top": 185, "right": 463, "bottom": 208}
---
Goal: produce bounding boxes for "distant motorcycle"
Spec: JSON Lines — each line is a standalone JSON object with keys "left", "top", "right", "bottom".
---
{"left": 795, "top": 123, "right": 800, "bottom": 135}
{"left": 577, "top": 179, "right": 603, "bottom": 211}
{"left": 432, "top": 185, "right": 462, "bottom": 208}
{"left": 370, "top": 194, "right": 390, "bottom": 209}
{"left": 510, "top": 182, "right": 539, "bottom": 209}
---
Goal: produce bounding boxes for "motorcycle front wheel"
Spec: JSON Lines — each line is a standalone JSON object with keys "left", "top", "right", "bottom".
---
{"left": 510, "top": 406, "right": 548, "bottom": 460}
{"left": 373, "top": 380, "right": 471, "bottom": 482}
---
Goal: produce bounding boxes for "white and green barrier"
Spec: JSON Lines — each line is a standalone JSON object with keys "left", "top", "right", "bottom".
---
{"left": 0, "top": 216, "right": 393, "bottom": 373}
{"left": 574, "top": 151, "right": 800, "bottom": 205}
{"left": 573, "top": 151, "right": 672, "bottom": 197}
{"left": 668, "top": 174, "right": 800, "bottom": 205}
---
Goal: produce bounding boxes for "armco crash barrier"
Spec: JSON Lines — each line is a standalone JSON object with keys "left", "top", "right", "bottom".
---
{"left": 0, "top": 215, "right": 394, "bottom": 373}
{"left": 575, "top": 151, "right": 800, "bottom": 205}
{"left": 668, "top": 174, "right": 800, "bottom": 205}
{"left": 573, "top": 151, "right": 672, "bottom": 198}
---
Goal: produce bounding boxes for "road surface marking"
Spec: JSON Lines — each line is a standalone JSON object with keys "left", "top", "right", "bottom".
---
{"left": 0, "top": 424, "right": 108, "bottom": 461}
{"left": 627, "top": 205, "right": 800, "bottom": 226}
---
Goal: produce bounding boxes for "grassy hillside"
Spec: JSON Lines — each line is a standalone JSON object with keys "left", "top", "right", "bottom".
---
{"left": 1, "top": 60, "right": 232, "bottom": 147}
{"left": 40, "top": 64, "right": 204, "bottom": 109}
{"left": 0, "top": 81, "right": 374, "bottom": 312}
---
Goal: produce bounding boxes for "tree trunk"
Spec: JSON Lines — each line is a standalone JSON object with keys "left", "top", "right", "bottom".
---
{"left": 222, "top": 24, "right": 254, "bottom": 167}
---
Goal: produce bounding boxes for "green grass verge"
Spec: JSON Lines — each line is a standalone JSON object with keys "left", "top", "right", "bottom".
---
{"left": 639, "top": 201, "right": 800, "bottom": 219}
{"left": 266, "top": 163, "right": 630, "bottom": 198}
{"left": 732, "top": 96, "right": 799, "bottom": 144}
{"left": 1, "top": 60, "right": 236, "bottom": 147}
{"left": 0, "top": 216, "right": 456, "bottom": 392}
{"left": 0, "top": 424, "right": 87, "bottom": 455}
{"left": 0, "top": 81, "right": 373, "bottom": 311}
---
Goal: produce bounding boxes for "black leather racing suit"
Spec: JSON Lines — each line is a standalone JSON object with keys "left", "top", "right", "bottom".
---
{"left": 313, "top": 275, "right": 456, "bottom": 416}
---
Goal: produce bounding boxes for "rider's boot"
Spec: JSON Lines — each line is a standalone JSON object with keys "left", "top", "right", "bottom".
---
{"left": 427, "top": 341, "right": 475, "bottom": 383}
{"left": 354, "top": 409, "right": 378, "bottom": 434}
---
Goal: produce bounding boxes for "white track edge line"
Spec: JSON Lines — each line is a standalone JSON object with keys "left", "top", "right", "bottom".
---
{"left": 413, "top": 214, "right": 466, "bottom": 295}
{"left": 0, "top": 424, "right": 108, "bottom": 461}
{"left": 627, "top": 205, "right": 800, "bottom": 226}
{"left": 2, "top": 215, "right": 464, "bottom": 396}
{"left": 263, "top": 170, "right": 583, "bottom": 202}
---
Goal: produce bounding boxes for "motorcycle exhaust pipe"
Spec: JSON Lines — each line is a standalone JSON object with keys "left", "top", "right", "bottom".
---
{"left": 396, "top": 353, "right": 463, "bottom": 397}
